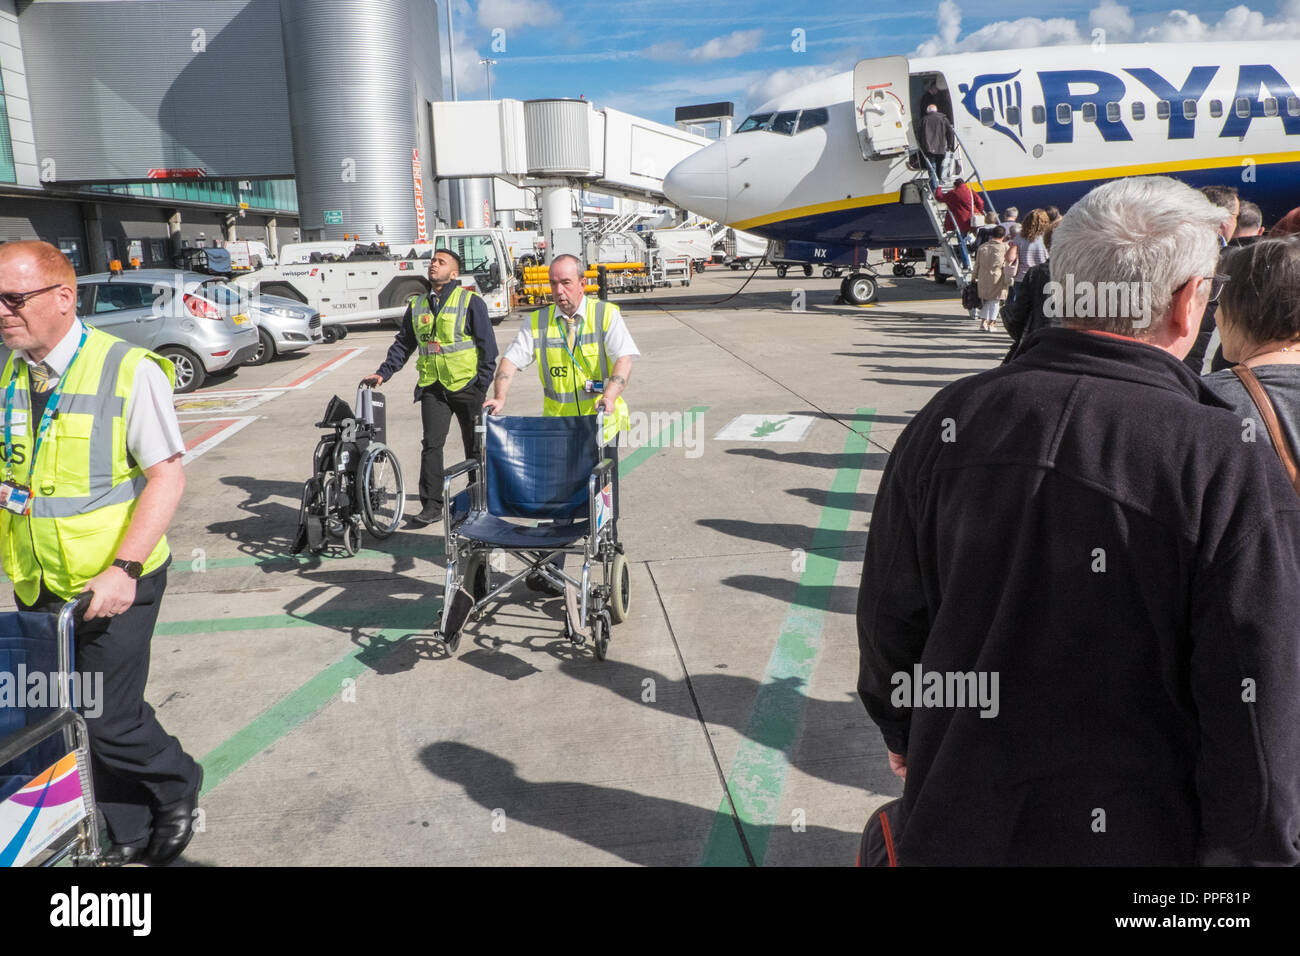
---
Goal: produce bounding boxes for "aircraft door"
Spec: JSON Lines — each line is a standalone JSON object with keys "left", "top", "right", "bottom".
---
{"left": 853, "top": 56, "right": 915, "bottom": 160}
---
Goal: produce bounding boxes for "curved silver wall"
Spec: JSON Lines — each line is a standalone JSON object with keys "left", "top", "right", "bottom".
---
{"left": 280, "top": 0, "right": 439, "bottom": 241}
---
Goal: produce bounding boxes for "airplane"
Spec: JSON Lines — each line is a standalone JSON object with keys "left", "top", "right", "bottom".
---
{"left": 662, "top": 40, "right": 1300, "bottom": 303}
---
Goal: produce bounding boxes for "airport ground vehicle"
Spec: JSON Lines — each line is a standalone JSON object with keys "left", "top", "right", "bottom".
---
{"left": 75, "top": 269, "right": 260, "bottom": 392}
{"left": 435, "top": 412, "right": 628, "bottom": 660}
{"left": 0, "top": 595, "right": 102, "bottom": 867}
{"left": 292, "top": 389, "right": 405, "bottom": 556}
{"left": 233, "top": 229, "right": 514, "bottom": 329}
{"left": 221, "top": 240, "right": 276, "bottom": 272}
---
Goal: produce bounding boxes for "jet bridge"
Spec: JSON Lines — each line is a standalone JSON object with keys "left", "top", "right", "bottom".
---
{"left": 431, "top": 98, "right": 710, "bottom": 260}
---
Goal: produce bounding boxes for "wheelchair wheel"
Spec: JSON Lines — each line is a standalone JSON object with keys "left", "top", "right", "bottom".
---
{"left": 608, "top": 552, "right": 630, "bottom": 625}
{"left": 592, "top": 609, "right": 612, "bottom": 661}
{"left": 343, "top": 520, "right": 361, "bottom": 556}
{"left": 463, "top": 551, "right": 490, "bottom": 602}
{"left": 359, "top": 444, "right": 405, "bottom": 538}
{"left": 300, "top": 477, "right": 329, "bottom": 554}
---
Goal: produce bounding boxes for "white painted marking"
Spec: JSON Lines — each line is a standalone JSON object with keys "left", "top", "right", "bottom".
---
{"left": 181, "top": 416, "right": 259, "bottom": 465}
{"left": 714, "top": 414, "right": 816, "bottom": 442}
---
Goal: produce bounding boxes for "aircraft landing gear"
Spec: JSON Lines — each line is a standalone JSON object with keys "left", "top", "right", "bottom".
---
{"left": 840, "top": 272, "right": 879, "bottom": 306}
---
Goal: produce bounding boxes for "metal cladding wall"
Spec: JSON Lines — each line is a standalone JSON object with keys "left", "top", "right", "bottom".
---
{"left": 18, "top": 0, "right": 293, "bottom": 181}
{"left": 524, "top": 100, "right": 593, "bottom": 176}
{"left": 281, "top": 0, "right": 441, "bottom": 241}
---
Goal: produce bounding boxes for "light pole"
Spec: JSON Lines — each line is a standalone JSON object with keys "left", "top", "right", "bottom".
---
{"left": 480, "top": 57, "right": 497, "bottom": 100}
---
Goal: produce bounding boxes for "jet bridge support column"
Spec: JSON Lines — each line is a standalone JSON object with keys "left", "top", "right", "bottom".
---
{"left": 540, "top": 185, "right": 575, "bottom": 263}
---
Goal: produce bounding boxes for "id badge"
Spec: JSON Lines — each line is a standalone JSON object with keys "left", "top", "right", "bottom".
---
{"left": 0, "top": 480, "right": 32, "bottom": 515}
{"left": 584, "top": 379, "right": 604, "bottom": 394}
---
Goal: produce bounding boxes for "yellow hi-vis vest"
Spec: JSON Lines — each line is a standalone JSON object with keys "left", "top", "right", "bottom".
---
{"left": 0, "top": 327, "right": 175, "bottom": 604}
{"left": 414, "top": 286, "right": 479, "bottom": 391}
{"left": 530, "top": 298, "right": 629, "bottom": 443}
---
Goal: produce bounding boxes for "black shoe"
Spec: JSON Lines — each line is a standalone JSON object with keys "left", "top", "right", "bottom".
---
{"left": 101, "top": 843, "right": 149, "bottom": 867}
{"left": 525, "top": 569, "right": 565, "bottom": 596}
{"left": 405, "top": 504, "right": 443, "bottom": 528}
{"left": 146, "top": 767, "right": 203, "bottom": 867}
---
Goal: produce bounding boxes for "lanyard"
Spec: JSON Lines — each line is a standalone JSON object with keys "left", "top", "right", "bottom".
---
{"left": 555, "top": 301, "right": 597, "bottom": 380}
{"left": 4, "top": 326, "right": 89, "bottom": 483}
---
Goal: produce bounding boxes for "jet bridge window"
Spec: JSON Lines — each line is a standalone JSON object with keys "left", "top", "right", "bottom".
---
{"left": 771, "top": 111, "right": 800, "bottom": 135}
{"left": 1081, "top": 102, "right": 1097, "bottom": 123}
{"left": 1105, "top": 101, "right": 1121, "bottom": 123}
{"left": 796, "top": 107, "right": 829, "bottom": 132}
{"left": 736, "top": 112, "right": 774, "bottom": 132}
{"left": 1209, "top": 99, "right": 1223, "bottom": 118}
{"left": 1156, "top": 100, "right": 1171, "bottom": 119}
{"left": 1182, "top": 99, "right": 1197, "bottom": 119}
{"left": 1056, "top": 103, "right": 1072, "bottom": 125}
{"left": 1131, "top": 101, "right": 1145, "bottom": 120}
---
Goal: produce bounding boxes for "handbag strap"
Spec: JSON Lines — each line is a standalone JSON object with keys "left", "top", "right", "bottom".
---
{"left": 1231, "top": 364, "right": 1300, "bottom": 494}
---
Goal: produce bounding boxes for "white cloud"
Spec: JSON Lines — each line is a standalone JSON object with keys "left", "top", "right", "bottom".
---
{"left": 913, "top": 1, "right": 1300, "bottom": 54}
{"left": 475, "top": 0, "right": 559, "bottom": 29}
{"left": 447, "top": 0, "right": 487, "bottom": 94}
{"left": 689, "top": 28, "right": 763, "bottom": 61}
{"left": 746, "top": 63, "right": 849, "bottom": 111}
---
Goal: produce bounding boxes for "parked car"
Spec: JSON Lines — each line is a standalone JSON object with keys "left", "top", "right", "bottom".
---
{"left": 75, "top": 269, "right": 260, "bottom": 392}
{"left": 196, "top": 281, "right": 323, "bottom": 365}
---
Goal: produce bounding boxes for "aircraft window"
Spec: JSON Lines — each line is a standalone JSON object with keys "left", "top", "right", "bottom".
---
{"left": 771, "top": 111, "right": 800, "bottom": 135}
{"left": 796, "top": 107, "right": 828, "bottom": 132}
{"left": 1264, "top": 97, "right": 1278, "bottom": 116}
{"left": 1156, "top": 100, "right": 1171, "bottom": 119}
{"left": 1209, "top": 99, "right": 1223, "bottom": 117}
{"left": 980, "top": 106, "right": 995, "bottom": 126}
{"left": 1056, "top": 103, "right": 1072, "bottom": 124}
{"left": 1289, "top": 96, "right": 1300, "bottom": 116}
{"left": 1235, "top": 97, "right": 1251, "bottom": 117}
{"left": 1032, "top": 105, "right": 1046, "bottom": 124}
{"left": 1131, "top": 101, "right": 1145, "bottom": 120}
{"left": 736, "top": 112, "right": 773, "bottom": 133}
{"left": 1106, "top": 101, "right": 1121, "bottom": 123}
{"left": 1006, "top": 105, "right": 1021, "bottom": 126}
{"left": 1183, "top": 99, "right": 1197, "bottom": 119}
{"left": 1081, "top": 102, "right": 1097, "bottom": 123}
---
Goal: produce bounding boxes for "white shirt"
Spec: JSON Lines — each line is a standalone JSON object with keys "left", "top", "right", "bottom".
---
{"left": 12, "top": 318, "right": 185, "bottom": 470}
{"left": 503, "top": 295, "right": 640, "bottom": 371}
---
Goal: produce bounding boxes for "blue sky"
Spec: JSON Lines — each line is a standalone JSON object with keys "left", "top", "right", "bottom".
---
{"left": 444, "top": 0, "right": 1300, "bottom": 126}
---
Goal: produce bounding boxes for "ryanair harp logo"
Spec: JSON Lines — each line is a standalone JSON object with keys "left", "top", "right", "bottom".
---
{"left": 960, "top": 70, "right": 1026, "bottom": 152}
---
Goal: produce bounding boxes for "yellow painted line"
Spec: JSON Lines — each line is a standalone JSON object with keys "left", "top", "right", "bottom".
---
{"left": 735, "top": 150, "right": 1300, "bottom": 231}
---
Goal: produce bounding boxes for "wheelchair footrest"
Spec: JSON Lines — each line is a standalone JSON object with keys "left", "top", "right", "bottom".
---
{"left": 440, "top": 586, "right": 475, "bottom": 645}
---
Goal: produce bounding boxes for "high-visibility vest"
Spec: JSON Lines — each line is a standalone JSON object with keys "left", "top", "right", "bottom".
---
{"left": 530, "top": 298, "right": 629, "bottom": 443}
{"left": 414, "top": 286, "right": 479, "bottom": 391}
{"left": 0, "top": 327, "right": 174, "bottom": 604}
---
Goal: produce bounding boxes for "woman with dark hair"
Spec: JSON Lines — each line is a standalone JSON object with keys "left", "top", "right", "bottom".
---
{"left": 1001, "top": 219, "right": 1058, "bottom": 362}
{"left": 1204, "top": 237, "right": 1300, "bottom": 492}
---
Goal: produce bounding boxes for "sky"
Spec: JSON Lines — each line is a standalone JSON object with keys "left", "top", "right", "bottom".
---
{"left": 441, "top": 0, "right": 1300, "bottom": 126}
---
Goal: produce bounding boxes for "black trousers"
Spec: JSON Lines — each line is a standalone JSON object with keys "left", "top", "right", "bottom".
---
{"left": 18, "top": 562, "right": 200, "bottom": 847}
{"left": 419, "top": 382, "right": 486, "bottom": 507}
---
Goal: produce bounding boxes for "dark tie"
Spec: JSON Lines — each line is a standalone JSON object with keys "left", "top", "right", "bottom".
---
{"left": 28, "top": 361, "right": 54, "bottom": 394}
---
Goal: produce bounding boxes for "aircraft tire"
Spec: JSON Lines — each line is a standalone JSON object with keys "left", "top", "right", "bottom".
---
{"left": 843, "top": 273, "right": 878, "bottom": 306}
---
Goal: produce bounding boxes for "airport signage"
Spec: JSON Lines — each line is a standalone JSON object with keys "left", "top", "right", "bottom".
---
{"left": 323, "top": 210, "right": 344, "bottom": 225}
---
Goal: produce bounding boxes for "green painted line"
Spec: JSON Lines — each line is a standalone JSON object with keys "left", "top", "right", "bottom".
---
{"left": 700, "top": 408, "right": 875, "bottom": 867}
{"left": 188, "top": 406, "right": 710, "bottom": 796}
{"left": 618, "top": 405, "right": 708, "bottom": 474}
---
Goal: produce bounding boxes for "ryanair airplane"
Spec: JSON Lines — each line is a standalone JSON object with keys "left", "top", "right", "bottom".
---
{"left": 663, "top": 41, "right": 1300, "bottom": 301}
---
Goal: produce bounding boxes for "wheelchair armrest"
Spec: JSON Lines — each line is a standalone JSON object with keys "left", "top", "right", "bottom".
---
{"left": 590, "top": 457, "right": 614, "bottom": 480}
{"left": 444, "top": 458, "right": 479, "bottom": 482}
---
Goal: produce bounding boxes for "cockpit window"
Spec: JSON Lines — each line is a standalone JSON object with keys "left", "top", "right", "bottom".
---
{"left": 771, "top": 111, "right": 800, "bottom": 135}
{"left": 736, "top": 112, "right": 773, "bottom": 132}
{"left": 796, "top": 107, "right": 829, "bottom": 132}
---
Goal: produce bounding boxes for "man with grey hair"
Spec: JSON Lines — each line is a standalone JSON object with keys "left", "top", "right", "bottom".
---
{"left": 857, "top": 176, "right": 1300, "bottom": 865}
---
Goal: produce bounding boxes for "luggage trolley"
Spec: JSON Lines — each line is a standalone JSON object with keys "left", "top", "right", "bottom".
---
{"left": 435, "top": 411, "right": 630, "bottom": 660}
{"left": 0, "top": 594, "right": 102, "bottom": 867}
{"left": 293, "top": 386, "right": 406, "bottom": 556}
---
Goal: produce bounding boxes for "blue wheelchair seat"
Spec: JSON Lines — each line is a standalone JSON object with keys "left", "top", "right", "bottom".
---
{"left": 0, "top": 611, "right": 66, "bottom": 802}
{"left": 483, "top": 414, "right": 602, "bottom": 520}
{"left": 455, "top": 512, "right": 590, "bottom": 549}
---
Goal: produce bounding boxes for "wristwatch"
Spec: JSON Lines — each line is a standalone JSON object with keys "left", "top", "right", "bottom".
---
{"left": 112, "top": 559, "right": 144, "bottom": 579}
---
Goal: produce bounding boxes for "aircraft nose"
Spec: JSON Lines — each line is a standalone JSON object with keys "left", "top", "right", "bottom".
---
{"left": 664, "top": 141, "right": 729, "bottom": 223}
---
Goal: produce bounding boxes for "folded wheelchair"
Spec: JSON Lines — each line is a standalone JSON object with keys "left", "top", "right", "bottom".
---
{"left": 435, "top": 411, "right": 630, "bottom": 660}
{"left": 293, "top": 386, "right": 405, "bottom": 555}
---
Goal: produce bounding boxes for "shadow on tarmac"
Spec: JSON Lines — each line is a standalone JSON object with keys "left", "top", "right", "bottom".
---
{"left": 420, "top": 740, "right": 892, "bottom": 866}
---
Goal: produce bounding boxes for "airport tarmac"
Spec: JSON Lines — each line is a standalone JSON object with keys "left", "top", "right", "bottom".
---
{"left": 8, "top": 268, "right": 1015, "bottom": 866}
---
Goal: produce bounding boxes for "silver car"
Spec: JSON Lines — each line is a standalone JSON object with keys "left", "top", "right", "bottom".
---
{"left": 75, "top": 269, "right": 260, "bottom": 392}
{"left": 198, "top": 283, "right": 323, "bottom": 365}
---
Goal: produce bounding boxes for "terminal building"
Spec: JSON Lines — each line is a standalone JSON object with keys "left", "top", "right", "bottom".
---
{"left": 0, "top": 0, "right": 453, "bottom": 273}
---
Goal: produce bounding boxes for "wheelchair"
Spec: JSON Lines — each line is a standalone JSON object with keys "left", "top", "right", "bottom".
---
{"left": 435, "top": 411, "right": 630, "bottom": 661}
{"left": 293, "top": 387, "right": 405, "bottom": 555}
{"left": 0, "top": 594, "right": 102, "bottom": 866}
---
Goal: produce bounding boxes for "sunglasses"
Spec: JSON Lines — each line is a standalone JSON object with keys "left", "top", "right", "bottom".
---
{"left": 1179, "top": 273, "right": 1230, "bottom": 303}
{"left": 0, "top": 284, "right": 63, "bottom": 310}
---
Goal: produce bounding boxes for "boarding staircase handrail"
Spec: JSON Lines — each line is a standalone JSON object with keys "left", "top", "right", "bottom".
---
{"left": 915, "top": 152, "right": 975, "bottom": 289}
